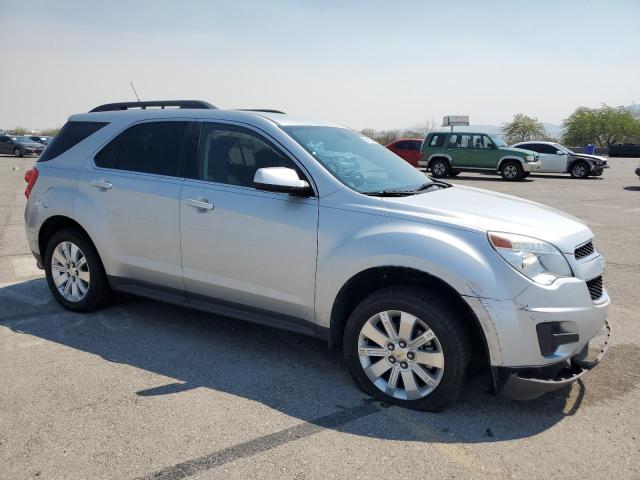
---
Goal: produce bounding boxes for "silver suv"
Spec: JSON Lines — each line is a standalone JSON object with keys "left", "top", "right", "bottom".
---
{"left": 24, "top": 100, "right": 610, "bottom": 411}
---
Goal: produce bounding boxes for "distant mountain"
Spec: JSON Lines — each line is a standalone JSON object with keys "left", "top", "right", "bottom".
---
{"left": 626, "top": 103, "right": 640, "bottom": 115}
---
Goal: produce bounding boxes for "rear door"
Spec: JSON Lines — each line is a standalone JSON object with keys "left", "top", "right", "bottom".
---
{"left": 447, "top": 133, "right": 474, "bottom": 167}
{"left": 179, "top": 121, "right": 319, "bottom": 326}
{"left": 407, "top": 140, "right": 422, "bottom": 167}
{"left": 78, "top": 120, "right": 191, "bottom": 291}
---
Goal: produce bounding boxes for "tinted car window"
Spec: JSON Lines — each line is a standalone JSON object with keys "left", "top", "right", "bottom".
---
{"left": 539, "top": 144, "right": 559, "bottom": 154}
{"left": 410, "top": 141, "right": 422, "bottom": 150}
{"left": 198, "top": 124, "right": 297, "bottom": 187}
{"left": 38, "top": 121, "right": 108, "bottom": 162}
{"left": 519, "top": 143, "right": 539, "bottom": 153}
{"left": 95, "top": 122, "right": 188, "bottom": 176}
{"left": 394, "top": 141, "right": 407, "bottom": 149}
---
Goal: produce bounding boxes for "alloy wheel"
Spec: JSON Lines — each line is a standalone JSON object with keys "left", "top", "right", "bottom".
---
{"left": 358, "top": 310, "right": 445, "bottom": 400}
{"left": 433, "top": 162, "right": 446, "bottom": 176}
{"left": 503, "top": 165, "right": 518, "bottom": 179}
{"left": 51, "top": 241, "right": 90, "bottom": 302}
{"left": 572, "top": 164, "right": 586, "bottom": 177}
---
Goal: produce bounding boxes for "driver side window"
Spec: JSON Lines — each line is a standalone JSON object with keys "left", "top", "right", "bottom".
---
{"left": 198, "top": 124, "right": 299, "bottom": 188}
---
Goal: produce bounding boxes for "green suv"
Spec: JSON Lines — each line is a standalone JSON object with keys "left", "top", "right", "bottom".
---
{"left": 420, "top": 132, "right": 542, "bottom": 181}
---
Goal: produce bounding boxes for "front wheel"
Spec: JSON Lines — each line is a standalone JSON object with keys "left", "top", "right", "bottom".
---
{"left": 343, "top": 287, "right": 470, "bottom": 411}
{"left": 500, "top": 161, "right": 524, "bottom": 181}
{"left": 44, "top": 228, "right": 110, "bottom": 312}
{"left": 569, "top": 161, "right": 590, "bottom": 179}
{"left": 430, "top": 159, "right": 451, "bottom": 178}
{"left": 14, "top": 148, "right": 22, "bottom": 157}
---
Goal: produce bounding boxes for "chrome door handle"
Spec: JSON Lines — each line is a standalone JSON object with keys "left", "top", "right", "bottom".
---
{"left": 186, "top": 198, "right": 214, "bottom": 211}
{"left": 90, "top": 179, "right": 112, "bottom": 189}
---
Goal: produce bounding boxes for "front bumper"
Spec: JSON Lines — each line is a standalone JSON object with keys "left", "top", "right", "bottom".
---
{"left": 523, "top": 161, "right": 542, "bottom": 172}
{"left": 496, "top": 319, "right": 611, "bottom": 400}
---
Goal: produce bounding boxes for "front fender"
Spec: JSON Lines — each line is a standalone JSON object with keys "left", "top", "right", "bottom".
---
{"left": 315, "top": 208, "right": 530, "bottom": 365}
{"left": 497, "top": 156, "right": 525, "bottom": 170}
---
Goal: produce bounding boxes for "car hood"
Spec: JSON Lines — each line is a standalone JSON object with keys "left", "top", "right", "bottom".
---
{"left": 381, "top": 185, "right": 591, "bottom": 252}
{"left": 500, "top": 147, "right": 534, "bottom": 156}
{"left": 572, "top": 153, "right": 607, "bottom": 163}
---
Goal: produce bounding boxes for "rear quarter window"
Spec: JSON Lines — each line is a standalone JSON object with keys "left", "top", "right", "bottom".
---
{"left": 427, "top": 134, "right": 445, "bottom": 148}
{"left": 38, "top": 121, "right": 108, "bottom": 162}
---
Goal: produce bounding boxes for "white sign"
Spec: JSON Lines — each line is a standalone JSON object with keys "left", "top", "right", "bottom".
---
{"left": 442, "top": 115, "right": 470, "bottom": 127}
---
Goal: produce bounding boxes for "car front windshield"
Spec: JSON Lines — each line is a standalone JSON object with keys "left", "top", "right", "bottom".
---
{"left": 489, "top": 134, "right": 507, "bottom": 147}
{"left": 283, "top": 126, "right": 431, "bottom": 194}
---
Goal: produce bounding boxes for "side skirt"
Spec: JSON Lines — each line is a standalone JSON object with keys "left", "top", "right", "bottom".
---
{"left": 107, "top": 276, "right": 319, "bottom": 339}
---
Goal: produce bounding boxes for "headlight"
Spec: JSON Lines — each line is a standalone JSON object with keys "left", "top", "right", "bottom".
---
{"left": 525, "top": 155, "right": 535, "bottom": 162}
{"left": 488, "top": 232, "right": 573, "bottom": 285}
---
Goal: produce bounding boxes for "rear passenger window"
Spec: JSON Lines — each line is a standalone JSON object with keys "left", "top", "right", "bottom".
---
{"left": 38, "top": 121, "right": 108, "bottom": 162}
{"left": 429, "top": 135, "right": 444, "bottom": 147}
{"left": 95, "top": 122, "right": 188, "bottom": 177}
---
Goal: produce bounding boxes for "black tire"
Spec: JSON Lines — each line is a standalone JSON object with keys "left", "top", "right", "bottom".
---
{"left": 14, "top": 148, "right": 22, "bottom": 158}
{"left": 522, "top": 172, "right": 531, "bottom": 178}
{"left": 44, "top": 228, "right": 110, "bottom": 312}
{"left": 430, "top": 158, "right": 451, "bottom": 178}
{"left": 500, "top": 160, "right": 524, "bottom": 181}
{"left": 569, "top": 161, "right": 590, "bottom": 179}
{"left": 343, "top": 286, "right": 471, "bottom": 412}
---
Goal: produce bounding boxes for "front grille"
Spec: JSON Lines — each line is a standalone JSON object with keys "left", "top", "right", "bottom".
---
{"left": 586, "top": 276, "right": 603, "bottom": 300}
{"left": 574, "top": 240, "right": 595, "bottom": 260}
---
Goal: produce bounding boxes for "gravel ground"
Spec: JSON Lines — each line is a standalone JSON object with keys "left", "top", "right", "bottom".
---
{"left": 1, "top": 155, "right": 639, "bottom": 480}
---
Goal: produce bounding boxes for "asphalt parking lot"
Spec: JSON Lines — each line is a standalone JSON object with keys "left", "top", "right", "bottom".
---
{"left": 1, "top": 155, "right": 639, "bottom": 479}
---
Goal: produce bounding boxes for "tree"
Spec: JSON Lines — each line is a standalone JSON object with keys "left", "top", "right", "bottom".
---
{"left": 38, "top": 127, "right": 61, "bottom": 136}
{"left": 562, "top": 105, "right": 640, "bottom": 147}
{"left": 9, "top": 126, "right": 30, "bottom": 135}
{"left": 502, "top": 114, "right": 546, "bottom": 144}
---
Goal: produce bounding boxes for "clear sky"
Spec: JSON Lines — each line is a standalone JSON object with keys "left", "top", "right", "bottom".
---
{"left": 0, "top": 0, "right": 638, "bottom": 131}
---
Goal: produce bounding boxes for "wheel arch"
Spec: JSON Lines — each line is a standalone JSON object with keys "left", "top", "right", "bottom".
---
{"left": 496, "top": 156, "right": 524, "bottom": 171}
{"left": 328, "top": 266, "right": 493, "bottom": 373}
{"left": 38, "top": 215, "right": 96, "bottom": 263}
{"left": 426, "top": 154, "right": 453, "bottom": 169}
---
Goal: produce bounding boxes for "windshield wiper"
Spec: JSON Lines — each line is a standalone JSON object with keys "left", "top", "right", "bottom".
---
{"left": 362, "top": 190, "right": 416, "bottom": 197}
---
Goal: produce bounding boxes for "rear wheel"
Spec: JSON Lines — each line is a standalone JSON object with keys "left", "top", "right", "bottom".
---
{"left": 430, "top": 159, "right": 451, "bottom": 178}
{"left": 14, "top": 148, "right": 22, "bottom": 157}
{"left": 500, "top": 161, "right": 524, "bottom": 181}
{"left": 343, "top": 287, "right": 470, "bottom": 411}
{"left": 569, "top": 161, "right": 590, "bottom": 179}
{"left": 44, "top": 228, "right": 110, "bottom": 312}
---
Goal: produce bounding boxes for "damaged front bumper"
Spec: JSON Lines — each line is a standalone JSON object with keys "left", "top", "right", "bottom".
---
{"left": 495, "top": 319, "right": 611, "bottom": 400}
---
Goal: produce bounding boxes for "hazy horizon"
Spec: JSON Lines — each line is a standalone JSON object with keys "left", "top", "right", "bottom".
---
{"left": 1, "top": 0, "right": 638, "bottom": 131}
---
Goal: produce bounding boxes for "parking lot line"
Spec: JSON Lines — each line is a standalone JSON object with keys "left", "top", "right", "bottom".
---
{"left": 134, "top": 401, "right": 382, "bottom": 480}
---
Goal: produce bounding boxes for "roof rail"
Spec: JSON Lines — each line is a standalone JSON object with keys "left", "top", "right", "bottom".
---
{"left": 236, "top": 109, "right": 286, "bottom": 114}
{"left": 89, "top": 100, "right": 217, "bottom": 113}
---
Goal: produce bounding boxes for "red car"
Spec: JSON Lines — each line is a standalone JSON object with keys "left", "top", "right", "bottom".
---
{"left": 385, "top": 138, "right": 423, "bottom": 167}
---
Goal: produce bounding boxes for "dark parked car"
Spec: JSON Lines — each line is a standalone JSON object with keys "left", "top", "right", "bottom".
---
{"left": 609, "top": 144, "right": 640, "bottom": 158}
{"left": 0, "top": 135, "right": 45, "bottom": 157}
{"left": 29, "top": 135, "right": 53, "bottom": 145}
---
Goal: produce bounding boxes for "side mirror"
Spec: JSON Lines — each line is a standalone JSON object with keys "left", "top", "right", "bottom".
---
{"left": 254, "top": 167, "right": 312, "bottom": 196}
{"left": 556, "top": 150, "right": 564, "bottom": 155}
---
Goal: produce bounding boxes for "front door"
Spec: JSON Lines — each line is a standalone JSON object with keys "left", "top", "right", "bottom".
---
{"left": 538, "top": 144, "right": 568, "bottom": 172}
{"left": 468, "top": 134, "right": 499, "bottom": 168}
{"left": 180, "top": 122, "right": 319, "bottom": 325}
